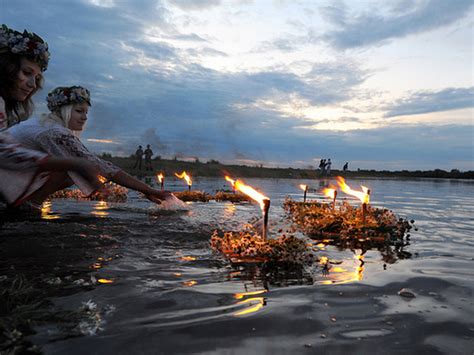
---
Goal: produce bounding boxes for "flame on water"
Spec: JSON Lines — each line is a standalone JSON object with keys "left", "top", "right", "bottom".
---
{"left": 225, "top": 176, "right": 269, "bottom": 210}
{"left": 322, "top": 187, "right": 336, "bottom": 199}
{"left": 175, "top": 171, "right": 192, "bottom": 186}
{"left": 299, "top": 184, "right": 307, "bottom": 191}
{"left": 336, "top": 176, "right": 370, "bottom": 204}
{"left": 157, "top": 173, "right": 164, "bottom": 183}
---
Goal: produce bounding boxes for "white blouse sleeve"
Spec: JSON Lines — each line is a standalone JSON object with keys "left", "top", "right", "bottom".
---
{"left": 36, "top": 128, "right": 121, "bottom": 178}
{"left": 0, "top": 133, "right": 49, "bottom": 170}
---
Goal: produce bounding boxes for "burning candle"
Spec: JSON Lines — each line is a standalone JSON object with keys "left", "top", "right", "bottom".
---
{"left": 299, "top": 184, "right": 308, "bottom": 202}
{"left": 322, "top": 187, "right": 337, "bottom": 211}
{"left": 157, "top": 173, "right": 164, "bottom": 191}
{"left": 336, "top": 176, "right": 370, "bottom": 223}
{"left": 175, "top": 171, "right": 192, "bottom": 191}
{"left": 225, "top": 176, "right": 271, "bottom": 239}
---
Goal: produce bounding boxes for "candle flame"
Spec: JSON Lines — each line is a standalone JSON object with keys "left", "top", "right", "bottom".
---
{"left": 157, "top": 173, "right": 164, "bottom": 183}
{"left": 98, "top": 175, "right": 107, "bottom": 184}
{"left": 225, "top": 176, "right": 269, "bottom": 210}
{"left": 336, "top": 176, "right": 370, "bottom": 204}
{"left": 299, "top": 184, "right": 307, "bottom": 191}
{"left": 322, "top": 187, "right": 336, "bottom": 199}
{"left": 175, "top": 171, "right": 192, "bottom": 186}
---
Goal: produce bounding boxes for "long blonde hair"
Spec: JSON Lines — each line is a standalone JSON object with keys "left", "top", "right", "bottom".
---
{"left": 40, "top": 104, "right": 83, "bottom": 137}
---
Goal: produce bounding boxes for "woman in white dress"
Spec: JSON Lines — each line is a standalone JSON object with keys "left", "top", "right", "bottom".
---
{"left": 0, "top": 24, "right": 101, "bottom": 208}
{"left": 8, "top": 86, "right": 172, "bottom": 205}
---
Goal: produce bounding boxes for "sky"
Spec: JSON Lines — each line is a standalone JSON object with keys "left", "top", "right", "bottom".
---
{"left": 2, "top": 0, "right": 473, "bottom": 170}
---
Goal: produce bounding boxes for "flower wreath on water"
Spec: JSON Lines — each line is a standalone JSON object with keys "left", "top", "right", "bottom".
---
{"left": 0, "top": 24, "right": 50, "bottom": 71}
{"left": 47, "top": 86, "right": 91, "bottom": 111}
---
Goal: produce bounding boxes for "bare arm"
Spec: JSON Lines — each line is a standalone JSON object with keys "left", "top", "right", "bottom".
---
{"left": 37, "top": 157, "right": 102, "bottom": 192}
{"left": 110, "top": 170, "right": 172, "bottom": 203}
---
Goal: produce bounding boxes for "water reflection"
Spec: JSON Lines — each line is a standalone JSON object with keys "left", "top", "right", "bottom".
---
{"left": 91, "top": 200, "right": 109, "bottom": 218}
{"left": 318, "top": 253, "right": 365, "bottom": 285}
{"left": 41, "top": 200, "right": 61, "bottom": 220}
{"left": 234, "top": 297, "right": 266, "bottom": 316}
{"left": 223, "top": 203, "right": 237, "bottom": 218}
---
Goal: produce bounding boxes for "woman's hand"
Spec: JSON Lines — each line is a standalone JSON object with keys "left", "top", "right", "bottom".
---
{"left": 144, "top": 189, "right": 174, "bottom": 204}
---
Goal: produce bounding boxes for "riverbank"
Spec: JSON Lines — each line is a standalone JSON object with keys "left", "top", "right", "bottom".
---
{"left": 103, "top": 156, "right": 474, "bottom": 180}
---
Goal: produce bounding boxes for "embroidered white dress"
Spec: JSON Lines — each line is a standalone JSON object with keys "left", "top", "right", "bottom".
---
{"left": 6, "top": 117, "right": 120, "bottom": 199}
{"left": 0, "top": 97, "right": 50, "bottom": 205}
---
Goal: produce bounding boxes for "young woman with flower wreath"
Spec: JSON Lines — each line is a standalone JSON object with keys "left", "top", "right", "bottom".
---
{"left": 7, "top": 85, "right": 174, "bottom": 205}
{"left": 0, "top": 24, "right": 102, "bottom": 209}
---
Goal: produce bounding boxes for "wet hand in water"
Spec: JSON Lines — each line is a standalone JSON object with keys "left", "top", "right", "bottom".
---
{"left": 145, "top": 190, "right": 175, "bottom": 204}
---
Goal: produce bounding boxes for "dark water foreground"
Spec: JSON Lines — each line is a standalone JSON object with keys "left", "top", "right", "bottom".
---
{"left": 1, "top": 178, "right": 473, "bottom": 354}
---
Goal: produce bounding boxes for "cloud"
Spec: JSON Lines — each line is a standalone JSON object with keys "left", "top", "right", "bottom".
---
{"left": 1, "top": 0, "right": 472, "bottom": 171}
{"left": 167, "top": 0, "right": 221, "bottom": 10}
{"left": 384, "top": 87, "right": 474, "bottom": 117}
{"left": 321, "top": 0, "right": 474, "bottom": 49}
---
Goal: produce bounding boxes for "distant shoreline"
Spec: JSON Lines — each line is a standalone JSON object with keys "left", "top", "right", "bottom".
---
{"left": 102, "top": 156, "right": 474, "bottom": 180}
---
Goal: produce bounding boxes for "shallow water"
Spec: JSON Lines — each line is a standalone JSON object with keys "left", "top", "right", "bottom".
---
{"left": 1, "top": 177, "right": 473, "bottom": 354}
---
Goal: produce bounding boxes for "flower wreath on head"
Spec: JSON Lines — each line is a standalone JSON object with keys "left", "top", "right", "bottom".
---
{"left": 0, "top": 24, "right": 50, "bottom": 71}
{"left": 47, "top": 86, "right": 91, "bottom": 111}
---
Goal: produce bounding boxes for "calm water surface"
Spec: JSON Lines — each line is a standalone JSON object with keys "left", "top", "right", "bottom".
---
{"left": 1, "top": 177, "right": 473, "bottom": 354}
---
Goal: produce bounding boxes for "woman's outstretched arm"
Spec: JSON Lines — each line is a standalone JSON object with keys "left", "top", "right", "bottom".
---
{"left": 110, "top": 170, "right": 172, "bottom": 203}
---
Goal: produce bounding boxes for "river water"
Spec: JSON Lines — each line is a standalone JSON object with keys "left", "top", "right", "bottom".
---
{"left": 1, "top": 177, "right": 473, "bottom": 354}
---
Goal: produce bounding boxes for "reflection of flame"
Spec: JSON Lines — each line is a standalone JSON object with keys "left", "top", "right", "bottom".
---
{"left": 91, "top": 200, "right": 109, "bottom": 217}
{"left": 98, "top": 278, "right": 114, "bottom": 284}
{"left": 336, "top": 176, "right": 370, "bottom": 204}
{"left": 299, "top": 184, "right": 307, "bottom": 191}
{"left": 41, "top": 200, "right": 61, "bottom": 220}
{"left": 234, "top": 289, "right": 267, "bottom": 300}
{"left": 354, "top": 254, "right": 365, "bottom": 281}
{"left": 318, "top": 253, "right": 365, "bottom": 285}
{"left": 234, "top": 297, "right": 265, "bottom": 316}
{"left": 183, "top": 280, "right": 197, "bottom": 287}
{"left": 180, "top": 256, "right": 196, "bottom": 261}
{"left": 175, "top": 171, "right": 192, "bottom": 186}
{"left": 225, "top": 176, "right": 269, "bottom": 210}
{"left": 157, "top": 173, "right": 164, "bottom": 183}
{"left": 223, "top": 203, "right": 236, "bottom": 218}
{"left": 322, "top": 187, "right": 336, "bottom": 199}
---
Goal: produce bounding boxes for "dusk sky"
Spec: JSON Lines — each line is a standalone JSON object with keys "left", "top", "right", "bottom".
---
{"left": 2, "top": 0, "right": 473, "bottom": 170}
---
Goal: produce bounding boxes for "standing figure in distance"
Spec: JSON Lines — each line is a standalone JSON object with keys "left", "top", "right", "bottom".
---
{"left": 133, "top": 145, "right": 143, "bottom": 170}
{"left": 144, "top": 144, "right": 153, "bottom": 171}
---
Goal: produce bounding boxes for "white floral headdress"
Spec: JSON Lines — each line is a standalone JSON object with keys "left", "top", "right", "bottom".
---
{"left": 47, "top": 86, "right": 91, "bottom": 111}
{"left": 0, "top": 24, "right": 50, "bottom": 71}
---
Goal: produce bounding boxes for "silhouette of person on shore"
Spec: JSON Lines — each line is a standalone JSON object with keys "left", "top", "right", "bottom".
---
{"left": 319, "top": 159, "right": 326, "bottom": 176}
{"left": 133, "top": 145, "right": 143, "bottom": 170}
{"left": 144, "top": 144, "right": 153, "bottom": 171}
{"left": 343, "top": 162, "right": 349, "bottom": 171}
{"left": 325, "top": 159, "right": 332, "bottom": 175}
